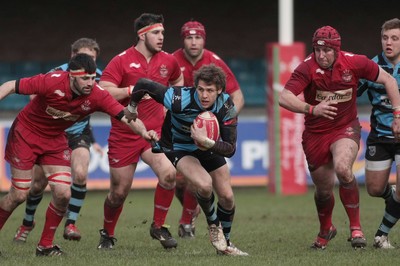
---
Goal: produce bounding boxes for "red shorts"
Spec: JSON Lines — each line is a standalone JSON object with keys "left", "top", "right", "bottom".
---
{"left": 107, "top": 136, "right": 152, "bottom": 168}
{"left": 302, "top": 119, "right": 361, "bottom": 171}
{"left": 5, "top": 119, "right": 71, "bottom": 170}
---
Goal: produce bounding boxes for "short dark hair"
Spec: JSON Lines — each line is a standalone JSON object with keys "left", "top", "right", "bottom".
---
{"left": 381, "top": 18, "right": 400, "bottom": 35}
{"left": 68, "top": 53, "right": 97, "bottom": 74}
{"left": 71, "top": 38, "right": 100, "bottom": 56}
{"left": 134, "top": 13, "right": 164, "bottom": 40}
{"left": 194, "top": 64, "right": 226, "bottom": 92}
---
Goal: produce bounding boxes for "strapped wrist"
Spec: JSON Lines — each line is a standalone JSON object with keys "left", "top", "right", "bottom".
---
{"left": 203, "top": 138, "right": 215, "bottom": 149}
{"left": 127, "top": 104, "right": 137, "bottom": 113}
{"left": 127, "top": 85, "right": 134, "bottom": 96}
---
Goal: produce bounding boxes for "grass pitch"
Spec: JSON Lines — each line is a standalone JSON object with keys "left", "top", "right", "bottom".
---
{"left": 1, "top": 186, "right": 400, "bottom": 265}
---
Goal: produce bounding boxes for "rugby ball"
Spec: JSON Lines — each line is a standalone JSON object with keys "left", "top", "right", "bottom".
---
{"left": 193, "top": 111, "right": 220, "bottom": 150}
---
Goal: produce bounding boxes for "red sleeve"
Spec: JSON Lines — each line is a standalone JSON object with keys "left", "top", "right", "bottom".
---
{"left": 284, "top": 61, "right": 311, "bottom": 96}
{"left": 100, "top": 55, "right": 123, "bottom": 85}
{"left": 94, "top": 85, "right": 124, "bottom": 117}
{"left": 351, "top": 54, "right": 379, "bottom": 82}
{"left": 168, "top": 56, "right": 182, "bottom": 83}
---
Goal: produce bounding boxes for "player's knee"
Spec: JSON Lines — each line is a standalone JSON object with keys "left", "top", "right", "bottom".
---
{"left": 366, "top": 185, "right": 385, "bottom": 197}
{"left": 9, "top": 187, "right": 30, "bottom": 205}
{"left": 11, "top": 177, "right": 31, "bottom": 203}
{"left": 73, "top": 170, "right": 88, "bottom": 185}
{"left": 30, "top": 179, "right": 47, "bottom": 194}
{"left": 217, "top": 193, "right": 235, "bottom": 208}
{"left": 158, "top": 171, "right": 176, "bottom": 189}
{"left": 108, "top": 191, "right": 128, "bottom": 207}
{"left": 197, "top": 181, "right": 213, "bottom": 195}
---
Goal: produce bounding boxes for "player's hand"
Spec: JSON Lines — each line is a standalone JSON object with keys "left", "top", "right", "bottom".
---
{"left": 392, "top": 118, "right": 400, "bottom": 141}
{"left": 124, "top": 106, "right": 138, "bottom": 122}
{"left": 142, "top": 130, "right": 159, "bottom": 142}
{"left": 313, "top": 99, "right": 338, "bottom": 120}
{"left": 190, "top": 121, "right": 207, "bottom": 143}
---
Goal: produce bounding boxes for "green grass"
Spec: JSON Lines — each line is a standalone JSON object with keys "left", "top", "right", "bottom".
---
{"left": 2, "top": 186, "right": 400, "bottom": 265}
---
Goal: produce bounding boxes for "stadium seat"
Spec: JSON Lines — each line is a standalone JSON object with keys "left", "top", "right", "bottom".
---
{"left": 14, "top": 61, "right": 42, "bottom": 78}
{"left": 0, "top": 94, "right": 30, "bottom": 111}
{"left": 226, "top": 58, "right": 266, "bottom": 106}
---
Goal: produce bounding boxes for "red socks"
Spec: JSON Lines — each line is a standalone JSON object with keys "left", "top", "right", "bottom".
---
{"left": 38, "top": 202, "right": 65, "bottom": 247}
{"left": 153, "top": 183, "right": 175, "bottom": 227}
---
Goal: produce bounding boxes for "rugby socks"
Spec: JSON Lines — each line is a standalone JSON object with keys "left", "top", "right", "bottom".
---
{"left": 196, "top": 191, "right": 219, "bottom": 226}
{"left": 217, "top": 203, "right": 235, "bottom": 244}
{"left": 65, "top": 183, "right": 87, "bottom": 226}
{"left": 103, "top": 197, "right": 123, "bottom": 236}
{"left": 153, "top": 183, "right": 175, "bottom": 228}
{"left": 339, "top": 178, "right": 361, "bottom": 230}
{"left": 375, "top": 194, "right": 400, "bottom": 237}
{"left": 179, "top": 188, "right": 199, "bottom": 225}
{"left": 23, "top": 192, "right": 43, "bottom": 227}
{"left": 381, "top": 184, "right": 394, "bottom": 201}
{"left": 38, "top": 202, "right": 65, "bottom": 247}
{"left": 314, "top": 192, "right": 335, "bottom": 233}
{"left": 175, "top": 186, "right": 185, "bottom": 206}
{"left": 0, "top": 207, "right": 12, "bottom": 230}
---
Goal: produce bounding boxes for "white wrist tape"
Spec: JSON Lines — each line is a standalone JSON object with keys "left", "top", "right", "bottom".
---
{"left": 203, "top": 138, "right": 215, "bottom": 149}
{"left": 127, "top": 104, "right": 137, "bottom": 113}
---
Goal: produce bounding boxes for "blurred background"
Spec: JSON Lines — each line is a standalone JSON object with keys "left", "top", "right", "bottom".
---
{"left": 2, "top": 0, "right": 400, "bottom": 110}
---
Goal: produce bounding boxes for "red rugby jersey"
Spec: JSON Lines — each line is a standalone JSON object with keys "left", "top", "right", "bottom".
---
{"left": 101, "top": 47, "right": 181, "bottom": 140}
{"left": 285, "top": 51, "right": 379, "bottom": 133}
{"left": 17, "top": 71, "right": 123, "bottom": 137}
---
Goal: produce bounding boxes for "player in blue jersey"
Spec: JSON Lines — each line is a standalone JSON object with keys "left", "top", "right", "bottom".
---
{"left": 13, "top": 38, "right": 104, "bottom": 242}
{"left": 124, "top": 64, "right": 248, "bottom": 256}
{"left": 358, "top": 18, "right": 400, "bottom": 249}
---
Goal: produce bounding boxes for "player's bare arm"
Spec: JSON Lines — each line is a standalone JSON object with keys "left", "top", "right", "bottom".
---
{"left": 99, "top": 80, "right": 133, "bottom": 101}
{"left": 279, "top": 88, "right": 338, "bottom": 120}
{"left": 0, "top": 80, "right": 16, "bottom": 100}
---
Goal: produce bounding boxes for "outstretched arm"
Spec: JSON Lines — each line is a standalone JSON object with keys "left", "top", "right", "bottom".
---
{"left": 0, "top": 80, "right": 16, "bottom": 100}
{"left": 376, "top": 66, "right": 400, "bottom": 136}
{"left": 125, "top": 78, "right": 168, "bottom": 122}
{"left": 120, "top": 116, "right": 159, "bottom": 142}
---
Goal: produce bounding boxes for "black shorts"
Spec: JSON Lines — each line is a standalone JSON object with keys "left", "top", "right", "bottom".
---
{"left": 66, "top": 129, "right": 91, "bottom": 151}
{"left": 165, "top": 149, "right": 226, "bottom": 172}
{"left": 365, "top": 138, "right": 400, "bottom": 161}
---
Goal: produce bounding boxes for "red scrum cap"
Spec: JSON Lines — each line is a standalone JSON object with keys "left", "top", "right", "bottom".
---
{"left": 181, "top": 21, "right": 206, "bottom": 40}
{"left": 312, "top": 26, "right": 341, "bottom": 52}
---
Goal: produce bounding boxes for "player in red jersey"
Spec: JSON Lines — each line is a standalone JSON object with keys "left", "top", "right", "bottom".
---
{"left": 0, "top": 53, "right": 156, "bottom": 256}
{"left": 279, "top": 26, "right": 400, "bottom": 250}
{"left": 170, "top": 20, "right": 244, "bottom": 238}
{"left": 98, "top": 13, "right": 183, "bottom": 250}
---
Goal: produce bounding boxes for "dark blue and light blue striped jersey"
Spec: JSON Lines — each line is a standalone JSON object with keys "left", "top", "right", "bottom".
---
{"left": 50, "top": 64, "right": 102, "bottom": 136}
{"left": 163, "top": 86, "right": 237, "bottom": 152}
{"left": 129, "top": 78, "right": 238, "bottom": 157}
{"left": 358, "top": 52, "right": 400, "bottom": 139}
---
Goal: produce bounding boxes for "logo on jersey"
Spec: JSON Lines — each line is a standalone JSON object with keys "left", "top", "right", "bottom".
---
{"left": 63, "top": 149, "right": 71, "bottom": 161}
{"left": 368, "top": 146, "right": 376, "bottom": 157}
{"left": 81, "top": 100, "right": 91, "bottom": 111}
{"left": 342, "top": 69, "right": 352, "bottom": 82}
{"left": 345, "top": 126, "right": 355, "bottom": 136}
{"left": 129, "top": 62, "right": 141, "bottom": 69}
{"left": 380, "top": 95, "right": 391, "bottom": 107}
{"left": 160, "top": 64, "right": 168, "bottom": 78}
{"left": 54, "top": 89, "right": 65, "bottom": 97}
{"left": 316, "top": 68, "right": 325, "bottom": 75}
{"left": 212, "top": 54, "right": 221, "bottom": 60}
{"left": 315, "top": 88, "right": 352, "bottom": 103}
{"left": 46, "top": 106, "right": 80, "bottom": 121}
